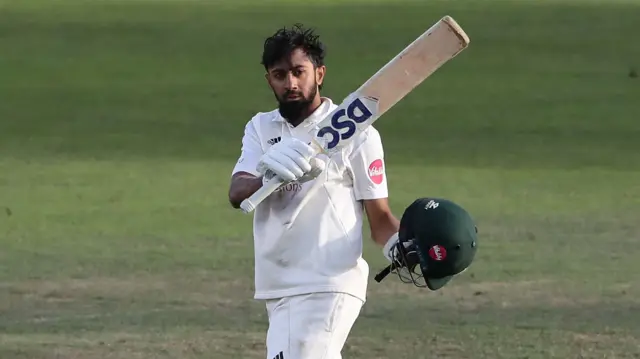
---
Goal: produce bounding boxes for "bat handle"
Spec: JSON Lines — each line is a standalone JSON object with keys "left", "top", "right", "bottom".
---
{"left": 374, "top": 264, "right": 393, "bottom": 283}
{"left": 239, "top": 175, "right": 284, "bottom": 213}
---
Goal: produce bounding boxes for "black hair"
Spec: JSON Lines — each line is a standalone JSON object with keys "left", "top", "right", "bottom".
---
{"left": 261, "top": 23, "right": 326, "bottom": 71}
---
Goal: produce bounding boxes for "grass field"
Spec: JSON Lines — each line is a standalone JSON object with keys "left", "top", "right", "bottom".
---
{"left": 1, "top": 0, "right": 640, "bottom": 357}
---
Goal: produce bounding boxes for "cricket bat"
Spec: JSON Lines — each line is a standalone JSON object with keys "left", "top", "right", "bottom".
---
{"left": 240, "top": 15, "right": 470, "bottom": 214}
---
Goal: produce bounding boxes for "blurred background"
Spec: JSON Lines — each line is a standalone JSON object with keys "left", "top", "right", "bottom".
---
{"left": 1, "top": 0, "right": 639, "bottom": 358}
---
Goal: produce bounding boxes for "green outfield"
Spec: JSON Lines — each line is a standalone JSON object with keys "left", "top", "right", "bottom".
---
{"left": 1, "top": 0, "right": 640, "bottom": 357}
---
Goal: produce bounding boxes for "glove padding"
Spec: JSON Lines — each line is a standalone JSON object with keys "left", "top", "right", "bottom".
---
{"left": 257, "top": 137, "right": 322, "bottom": 183}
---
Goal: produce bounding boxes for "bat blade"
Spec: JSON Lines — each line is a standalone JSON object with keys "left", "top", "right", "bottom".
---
{"left": 239, "top": 15, "right": 470, "bottom": 214}
{"left": 356, "top": 15, "right": 470, "bottom": 118}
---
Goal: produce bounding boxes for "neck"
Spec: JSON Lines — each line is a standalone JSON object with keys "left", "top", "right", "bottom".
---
{"left": 287, "top": 96, "right": 323, "bottom": 127}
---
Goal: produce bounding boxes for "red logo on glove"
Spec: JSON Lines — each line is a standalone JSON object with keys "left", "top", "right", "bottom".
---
{"left": 368, "top": 159, "right": 384, "bottom": 184}
{"left": 428, "top": 245, "right": 447, "bottom": 261}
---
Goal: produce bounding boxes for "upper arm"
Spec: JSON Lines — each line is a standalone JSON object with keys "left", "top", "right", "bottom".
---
{"left": 348, "top": 128, "right": 389, "bottom": 201}
{"left": 231, "top": 119, "right": 263, "bottom": 177}
{"left": 348, "top": 129, "right": 398, "bottom": 246}
{"left": 227, "top": 119, "right": 265, "bottom": 207}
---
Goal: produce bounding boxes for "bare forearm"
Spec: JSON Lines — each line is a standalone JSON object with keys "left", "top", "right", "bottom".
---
{"left": 362, "top": 198, "right": 401, "bottom": 247}
{"left": 370, "top": 211, "right": 400, "bottom": 247}
{"left": 228, "top": 173, "right": 263, "bottom": 208}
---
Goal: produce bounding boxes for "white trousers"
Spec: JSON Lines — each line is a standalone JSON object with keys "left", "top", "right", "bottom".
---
{"left": 264, "top": 292, "right": 364, "bottom": 359}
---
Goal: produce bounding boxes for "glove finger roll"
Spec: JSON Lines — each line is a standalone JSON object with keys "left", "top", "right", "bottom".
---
{"left": 290, "top": 140, "right": 316, "bottom": 159}
{"left": 260, "top": 156, "right": 298, "bottom": 182}
{"left": 275, "top": 151, "right": 308, "bottom": 178}
{"left": 279, "top": 146, "right": 313, "bottom": 173}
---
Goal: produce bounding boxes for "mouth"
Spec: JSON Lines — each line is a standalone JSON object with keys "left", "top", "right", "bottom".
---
{"left": 285, "top": 93, "right": 302, "bottom": 100}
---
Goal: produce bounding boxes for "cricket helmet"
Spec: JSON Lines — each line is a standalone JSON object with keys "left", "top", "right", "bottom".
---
{"left": 375, "top": 197, "right": 478, "bottom": 290}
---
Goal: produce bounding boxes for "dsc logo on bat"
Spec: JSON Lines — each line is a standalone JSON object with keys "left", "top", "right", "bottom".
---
{"left": 316, "top": 95, "right": 379, "bottom": 150}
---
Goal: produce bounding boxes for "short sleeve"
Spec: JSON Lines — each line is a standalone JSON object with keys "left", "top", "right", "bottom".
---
{"left": 348, "top": 128, "right": 389, "bottom": 200}
{"left": 231, "top": 120, "right": 263, "bottom": 177}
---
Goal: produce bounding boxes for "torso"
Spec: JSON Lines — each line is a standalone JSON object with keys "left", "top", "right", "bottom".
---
{"left": 234, "top": 97, "right": 386, "bottom": 302}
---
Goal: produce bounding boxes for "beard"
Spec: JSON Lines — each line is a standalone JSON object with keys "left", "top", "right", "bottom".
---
{"left": 276, "top": 83, "right": 318, "bottom": 124}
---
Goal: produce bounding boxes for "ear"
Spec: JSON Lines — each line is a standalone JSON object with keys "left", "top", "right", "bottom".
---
{"left": 315, "top": 65, "right": 326, "bottom": 86}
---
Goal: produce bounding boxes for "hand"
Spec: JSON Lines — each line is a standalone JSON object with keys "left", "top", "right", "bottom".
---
{"left": 262, "top": 156, "right": 326, "bottom": 187}
{"left": 296, "top": 157, "right": 326, "bottom": 184}
{"left": 383, "top": 233, "right": 419, "bottom": 269}
{"left": 383, "top": 233, "right": 401, "bottom": 263}
{"left": 256, "top": 137, "right": 316, "bottom": 182}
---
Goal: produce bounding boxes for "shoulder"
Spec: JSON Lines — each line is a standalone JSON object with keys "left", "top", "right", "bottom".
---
{"left": 323, "top": 97, "right": 339, "bottom": 112}
{"left": 247, "top": 109, "right": 279, "bottom": 126}
{"left": 348, "top": 126, "right": 383, "bottom": 156}
{"left": 241, "top": 108, "right": 280, "bottom": 134}
{"left": 360, "top": 125, "right": 382, "bottom": 142}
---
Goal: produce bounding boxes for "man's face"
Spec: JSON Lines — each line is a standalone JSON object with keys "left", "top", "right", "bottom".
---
{"left": 265, "top": 48, "right": 325, "bottom": 122}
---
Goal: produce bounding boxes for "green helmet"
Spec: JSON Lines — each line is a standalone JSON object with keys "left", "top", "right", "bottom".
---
{"left": 375, "top": 197, "right": 478, "bottom": 290}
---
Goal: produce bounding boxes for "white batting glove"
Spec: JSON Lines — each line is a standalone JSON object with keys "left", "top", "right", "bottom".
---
{"left": 261, "top": 156, "right": 326, "bottom": 187}
{"left": 256, "top": 137, "right": 316, "bottom": 183}
{"left": 383, "top": 233, "right": 400, "bottom": 263}
{"left": 383, "top": 232, "right": 415, "bottom": 262}
{"left": 296, "top": 157, "right": 326, "bottom": 184}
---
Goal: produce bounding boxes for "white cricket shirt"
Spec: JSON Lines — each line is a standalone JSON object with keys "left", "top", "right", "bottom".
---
{"left": 231, "top": 97, "right": 389, "bottom": 303}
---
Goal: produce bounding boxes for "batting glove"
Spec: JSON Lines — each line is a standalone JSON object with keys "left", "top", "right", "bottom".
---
{"left": 383, "top": 232, "right": 417, "bottom": 267}
{"left": 296, "top": 157, "right": 326, "bottom": 184}
{"left": 256, "top": 137, "right": 316, "bottom": 183}
{"left": 383, "top": 233, "right": 401, "bottom": 263}
{"left": 261, "top": 156, "right": 326, "bottom": 188}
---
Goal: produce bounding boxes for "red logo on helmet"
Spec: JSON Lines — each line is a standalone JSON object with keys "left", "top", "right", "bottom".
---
{"left": 428, "top": 245, "right": 447, "bottom": 261}
{"left": 368, "top": 159, "right": 384, "bottom": 184}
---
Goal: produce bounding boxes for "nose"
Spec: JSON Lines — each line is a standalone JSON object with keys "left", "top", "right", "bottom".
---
{"left": 284, "top": 72, "right": 299, "bottom": 90}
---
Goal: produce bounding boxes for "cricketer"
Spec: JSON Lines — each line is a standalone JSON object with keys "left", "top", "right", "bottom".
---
{"left": 228, "top": 24, "right": 478, "bottom": 359}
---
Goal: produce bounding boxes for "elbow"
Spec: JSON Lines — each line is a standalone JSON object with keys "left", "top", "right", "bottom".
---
{"left": 228, "top": 190, "right": 242, "bottom": 209}
{"left": 227, "top": 173, "right": 261, "bottom": 210}
{"left": 229, "top": 198, "right": 242, "bottom": 209}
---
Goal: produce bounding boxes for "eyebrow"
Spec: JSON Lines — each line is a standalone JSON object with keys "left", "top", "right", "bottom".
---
{"left": 271, "top": 65, "right": 306, "bottom": 72}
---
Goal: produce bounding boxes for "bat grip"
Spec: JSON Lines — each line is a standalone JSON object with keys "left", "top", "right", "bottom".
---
{"left": 239, "top": 175, "right": 284, "bottom": 213}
